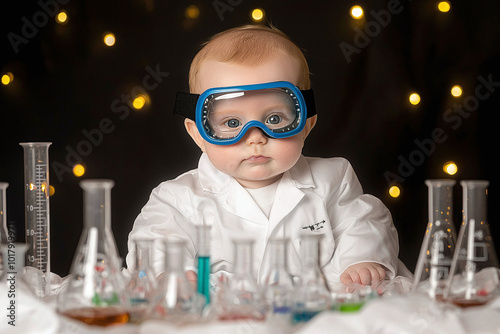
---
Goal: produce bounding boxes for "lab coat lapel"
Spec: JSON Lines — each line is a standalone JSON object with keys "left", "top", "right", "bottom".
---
{"left": 197, "top": 154, "right": 268, "bottom": 222}
{"left": 269, "top": 156, "right": 314, "bottom": 226}
{"left": 268, "top": 173, "right": 304, "bottom": 226}
{"left": 224, "top": 179, "right": 269, "bottom": 224}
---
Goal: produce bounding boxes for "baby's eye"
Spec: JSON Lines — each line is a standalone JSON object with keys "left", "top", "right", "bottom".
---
{"left": 266, "top": 114, "right": 282, "bottom": 125}
{"left": 224, "top": 119, "right": 241, "bottom": 128}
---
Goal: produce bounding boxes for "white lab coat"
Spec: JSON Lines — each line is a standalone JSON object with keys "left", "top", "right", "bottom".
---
{"left": 126, "top": 153, "right": 411, "bottom": 288}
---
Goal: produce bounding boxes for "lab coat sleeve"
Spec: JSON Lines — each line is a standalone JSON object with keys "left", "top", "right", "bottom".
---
{"left": 125, "top": 181, "right": 198, "bottom": 276}
{"left": 326, "top": 159, "right": 400, "bottom": 281}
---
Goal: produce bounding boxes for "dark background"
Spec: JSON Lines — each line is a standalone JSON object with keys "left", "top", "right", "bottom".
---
{"left": 1, "top": 0, "right": 499, "bottom": 277}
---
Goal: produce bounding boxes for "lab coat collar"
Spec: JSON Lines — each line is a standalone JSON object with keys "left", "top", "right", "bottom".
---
{"left": 197, "top": 153, "right": 316, "bottom": 194}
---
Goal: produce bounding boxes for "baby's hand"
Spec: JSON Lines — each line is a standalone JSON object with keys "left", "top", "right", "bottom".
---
{"left": 340, "top": 262, "right": 386, "bottom": 287}
{"left": 186, "top": 270, "right": 198, "bottom": 290}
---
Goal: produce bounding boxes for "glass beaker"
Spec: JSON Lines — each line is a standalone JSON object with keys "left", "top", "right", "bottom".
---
{"left": 291, "top": 234, "right": 331, "bottom": 324}
{"left": 263, "top": 238, "right": 294, "bottom": 322}
{"left": 127, "top": 238, "right": 157, "bottom": 322}
{"left": 218, "top": 238, "right": 266, "bottom": 321}
{"left": 196, "top": 225, "right": 211, "bottom": 305}
{"left": 20, "top": 142, "right": 51, "bottom": 298}
{"left": 57, "top": 179, "right": 130, "bottom": 326}
{"left": 151, "top": 238, "right": 204, "bottom": 322}
{"left": 412, "top": 179, "right": 457, "bottom": 299}
{"left": 0, "top": 183, "right": 9, "bottom": 273}
{"left": 445, "top": 180, "right": 499, "bottom": 307}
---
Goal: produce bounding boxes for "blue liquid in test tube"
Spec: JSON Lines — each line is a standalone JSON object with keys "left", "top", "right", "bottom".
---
{"left": 196, "top": 225, "right": 212, "bottom": 305}
{"left": 197, "top": 255, "right": 210, "bottom": 304}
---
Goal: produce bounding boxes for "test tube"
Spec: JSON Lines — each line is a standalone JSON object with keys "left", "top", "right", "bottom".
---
{"left": 196, "top": 225, "right": 211, "bottom": 305}
{"left": 20, "top": 142, "right": 51, "bottom": 297}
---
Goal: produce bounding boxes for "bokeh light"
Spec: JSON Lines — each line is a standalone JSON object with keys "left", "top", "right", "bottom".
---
{"left": 251, "top": 8, "right": 265, "bottom": 22}
{"left": 185, "top": 5, "right": 200, "bottom": 19}
{"left": 103, "top": 33, "right": 116, "bottom": 46}
{"left": 350, "top": 5, "right": 364, "bottom": 19}
{"left": 438, "top": 1, "right": 451, "bottom": 12}
{"left": 73, "top": 164, "right": 85, "bottom": 177}
{"left": 443, "top": 161, "right": 458, "bottom": 175}
{"left": 133, "top": 94, "right": 147, "bottom": 110}
{"left": 451, "top": 85, "right": 463, "bottom": 97}
{"left": 1, "top": 72, "right": 14, "bottom": 85}
{"left": 56, "top": 10, "right": 68, "bottom": 24}
{"left": 389, "top": 185, "right": 401, "bottom": 198}
{"left": 49, "top": 185, "right": 55, "bottom": 196}
{"left": 409, "top": 93, "right": 421, "bottom": 105}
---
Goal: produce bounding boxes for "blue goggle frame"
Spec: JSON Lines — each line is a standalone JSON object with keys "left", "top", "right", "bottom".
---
{"left": 173, "top": 81, "right": 316, "bottom": 146}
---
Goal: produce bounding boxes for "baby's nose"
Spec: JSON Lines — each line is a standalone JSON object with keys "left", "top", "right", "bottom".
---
{"left": 244, "top": 127, "right": 268, "bottom": 145}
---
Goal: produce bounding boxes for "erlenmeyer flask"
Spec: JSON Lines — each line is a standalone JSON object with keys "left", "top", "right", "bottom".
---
{"left": 413, "top": 179, "right": 457, "bottom": 298}
{"left": 127, "top": 238, "right": 157, "bottom": 322}
{"left": 152, "top": 238, "right": 204, "bottom": 322}
{"left": 291, "top": 234, "right": 331, "bottom": 324}
{"left": 445, "top": 180, "right": 499, "bottom": 307}
{"left": 57, "top": 179, "right": 130, "bottom": 326}
{"left": 218, "top": 238, "right": 266, "bottom": 321}
{"left": 263, "top": 238, "right": 294, "bottom": 322}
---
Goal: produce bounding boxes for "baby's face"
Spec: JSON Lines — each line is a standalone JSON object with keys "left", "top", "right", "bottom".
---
{"left": 188, "top": 52, "right": 315, "bottom": 188}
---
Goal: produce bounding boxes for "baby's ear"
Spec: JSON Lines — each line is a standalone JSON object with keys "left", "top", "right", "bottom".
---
{"left": 303, "top": 115, "right": 317, "bottom": 139}
{"left": 184, "top": 119, "right": 206, "bottom": 152}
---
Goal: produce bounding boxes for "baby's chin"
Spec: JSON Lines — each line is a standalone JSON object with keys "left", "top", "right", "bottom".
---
{"left": 234, "top": 174, "right": 284, "bottom": 189}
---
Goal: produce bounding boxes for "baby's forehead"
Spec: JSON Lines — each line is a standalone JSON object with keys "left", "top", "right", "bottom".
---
{"left": 195, "top": 55, "right": 302, "bottom": 94}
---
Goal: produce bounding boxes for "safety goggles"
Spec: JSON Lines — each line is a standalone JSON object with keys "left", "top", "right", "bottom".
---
{"left": 173, "top": 81, "right": 316, "bottom": 145}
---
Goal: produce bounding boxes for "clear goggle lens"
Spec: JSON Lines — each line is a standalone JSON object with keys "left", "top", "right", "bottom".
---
{"left": 201, "top": 87, "right": 302, "bottom": 141}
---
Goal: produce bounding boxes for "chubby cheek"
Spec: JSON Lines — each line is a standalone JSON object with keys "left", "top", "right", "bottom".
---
{"left": 271, "top": 136, "right": 304, "bottom": 167}
{"left": 203, "top": 145, "right": 241, "bottom": 174}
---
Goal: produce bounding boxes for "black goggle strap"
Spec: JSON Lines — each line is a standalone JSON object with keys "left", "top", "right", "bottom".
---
{"left": 173, "top": 89, "right": 317, "bottom": 121}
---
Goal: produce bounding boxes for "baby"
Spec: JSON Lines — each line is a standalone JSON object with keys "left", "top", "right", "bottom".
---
{"left": 126, "top": 25, "right": 410, "bottom": 289}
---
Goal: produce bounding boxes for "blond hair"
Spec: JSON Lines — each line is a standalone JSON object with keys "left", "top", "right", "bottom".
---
{"left": 189, "top": 25, "right": 311, "bottom": 92}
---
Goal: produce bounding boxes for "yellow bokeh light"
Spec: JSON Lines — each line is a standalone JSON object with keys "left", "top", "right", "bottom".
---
{"left": 451, "top": 85, "right": 463, "bottom": 97}
{"left": 103, "top": 33, "right": 116, "bottom": 46}
{"left": 443, "top": 161, "right": 458, "bottom": 175}
{"left": 438, "top": 1, "right": 451, "bottom": 12}
{"left": 350, "top": 5, "right": 364, "bottom": 19}
{"left": 1, "top": 72, "right": 14, "bottom": 85}
{"left": 133, "top": 95, "right": 147, "bottom": 110}
{"left": 185, "top": 5, "right": 200, "bottom": 19}
{"left": 389, "top": 185, "right": 401, "bottom": 198}
{"left": 73, "top": 164, "right": 85, "bottom": 177}
{"left": 251, "top": 8, "right": 265, "bottom": 22}
{"left": 49, "top": 185, "right": 55, "bottom": 196}
{"left": 56, "top": 11, "right": 68, "bottom": 24}
{"left": 409, "top": 93, "right": 421, "bottom": 105}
